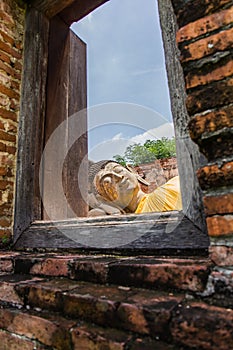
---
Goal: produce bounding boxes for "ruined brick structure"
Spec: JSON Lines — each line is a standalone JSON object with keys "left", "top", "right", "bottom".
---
{"left": 0, "top": 0, "right": 233, "bottom": 349}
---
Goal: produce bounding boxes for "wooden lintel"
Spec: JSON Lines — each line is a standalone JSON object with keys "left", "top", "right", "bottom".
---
{"left": 31, "top": 0, "right": 77, "bottom": 18}
{"left": 31, "top": 0, "right": 110, "bottom": 21}
{"left": 59, "top": 0, "right": 110, "bottom": 25}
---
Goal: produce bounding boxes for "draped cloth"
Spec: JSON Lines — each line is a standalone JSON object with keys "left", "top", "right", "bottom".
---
{"left": 135, "top": 176, "right": 182, "bottom": 213}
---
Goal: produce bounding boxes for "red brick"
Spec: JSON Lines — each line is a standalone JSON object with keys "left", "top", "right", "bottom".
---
{"left": 108, "top": 258, "right": 210, "bottom": 292}
{"left": 186, "top": 76, "right": 233, "bottom": 115}
{"left": 0, "top": 28, "right": 15, "bottom": 46}
{"left": 30, "top": 257, "right": 71, "bottom": 277}
{"left": 0, "top": 10, "right": 15, "bottom": 26}
{"left": 172, "top": 0, "right": 232, "bottom": 27}
{"left": 0, "top": 38, "right": 21, "bottom": 59}
{"left": 197, "top": 161, "right": 233, "bottom": 190}
{"left": 71, "top": 257, "right": 116, "bottom": 283}
{"left": 209, "top": 246, "right": 233, "bottom": 266}
{"left": 177, "top": 6, "right": 233, "bottom": 43}
{"left": 207, "top": 215, "right": 233, "bottom": 237}
{"left": 0, "top": 180, "right": 13, "bottom": 189}
{"left": 185, "top": 57, "right": 233, "bottom": 89}
{"left": 204, "top": 193, "right": 233, "bottom": 215}
{"left": 171, "top": 302, "right": 233, "bottom": 350}
{"left": 0, "top": 308, "right": 74, "bottom": 350}
{"left": 71, "top": 323, "right": 130, "bottom": 350}
{"left": 0, "top": 129, "right": 16, "bottom": 142}
{"left": 18, "top": 278, "right": 182, "bottom": 338}
{"left": 189, "top": 105, "right": 233, "bottom": 140}
{"left": 6, "top": 145, "right": 16, "bottom": 154}
{"left": 0, "top": 141, "right": 6, "bottom": 151}
{"left": 0, "top": 50, "right": 11, "bottom": 65}
{"left": 0, "top": 58, "right": 21, "bottom": 81}
{"left": 0, "top": 329, "right": 35, "bottom": 350}
{"left": 0, "top": 228, "right": 11, "bottom": 239}
{"left": 0, "top": 106, "right": 18, "bottom": 121}
{"left": 180, "top": 27, "right": 233, "bottom": 63}
{"left": 0, "top": 217, "right": 11, "bottom": 227}
{"left": 0, "top": 203, "right": 13, "bottom": 216}
{"left": 0, "top": 165, "right": 7, "bottom": 175}
{"left": 0, "top": 83, "right": 19, "bottom": 99}
{"left": 0, "top": 258, "right": 13, "bottom": 275}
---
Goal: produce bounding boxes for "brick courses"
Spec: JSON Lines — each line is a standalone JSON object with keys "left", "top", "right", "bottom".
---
{"left": 0, "top": 0, "right": 233, "bottom": 348}
{"left": 175, "top": 1, "right": 233, "bottom": 244}
{"left": 0, "top": 0, "right": 25, "bottom": 243}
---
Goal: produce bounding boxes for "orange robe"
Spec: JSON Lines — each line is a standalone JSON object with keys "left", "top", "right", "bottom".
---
{"left": 135, "top": 176, "right": 182, "bottom": 213}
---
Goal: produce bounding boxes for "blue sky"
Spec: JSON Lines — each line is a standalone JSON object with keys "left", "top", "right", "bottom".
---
{"left": 71, "top": 0, "right": 174, "bottom": 161}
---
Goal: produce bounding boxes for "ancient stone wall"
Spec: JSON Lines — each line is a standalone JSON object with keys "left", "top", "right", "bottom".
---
{"left": 0, "top": 0, "right": 25, "bottom": 244}
{"left": 171, "top": 0, "right": 233, "bottom": 265}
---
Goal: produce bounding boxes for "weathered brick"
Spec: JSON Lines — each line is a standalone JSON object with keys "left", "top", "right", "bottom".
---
{"left": 186, "top": 77, "right": 233, "bottom": 115}
{"left": 0, "top": 274, "right": 26, "bottom": 305}
{"left": 198, "top": 129, "right": 233, "bottom": 161}
{"left": 16, "top": 278, "right": 80, "bottom": 311}
{"left": 0, "top": 329, "right": 35, "bottom": 350}
{"left": 0, "top": 10, "right": 15, "bottom": 26}
{"left": 0, "top": 228, "right": 11, "bottom": 239}
{"left": 0, "top": 60, "right": 21, "bottom": 80}
{"left": 71, "top": 323, "right": 131, "bottom": 350}
{"left": 205, "top": 269, "right": 233, "bottom": 307}
{"left": 0, "top": 217, "right": 11, "bottom": 227}
{"left": 6, "top": 144, "right": 16, "bottom": 154}
{"left": 0, "top": 39, "right": 22, "bottom": 60}
{"left": 0, "top": 180, "right": 13, "bottom": 189}
{"left": 0, "top": 83, "right": 19, "bottom": 99}
{"left": 204, "top": 193, "right": 233, "bottom": 215}
{"left": 30, "top": 257, "right": 72, "bottom": 277}
{"left": 108, "top": 258, "right": 210, "bottom": 292}
{"left": 71, "top": 256, "right": 116, "bottom": 283}
{"left": 189, "top": 105, "right": 233, "bottom": 141}
{"left": 0, "top": 308, "right": 74, "bottom": 350}
{"left": 172, "top": 0, "right": 232, "bottom": 27}
{"left": 0, "top": 106, "right": 18, "bottom": 121}
{"left": 0, "top": 165, "right": 7, "bottom": 175}
{"left": 176, "top": 6, "right": 233, "bottom": 43}
{"left": 209, "top": 245, "right": 233, "bottom": 266}
{"left": 179, "top": 27, "right": 233, "bottom": 63}
{"left": 185, "top": 55, "right": 233, "bottom": 89}
{"left": 171, "top": 302, "right": 233, "bottom": 350}
{"left": 206, "top": 215, "right": 233, "bottom": 237}
{"left": 197, "top": 161, "right": 233, "bottom": 190}
{"left": 0, "top": 257, "right": 13, "bottom": 275}
{"left": 0, "top": 129, "right": 16, "bottom": 142}
{"left": 128, "top": 338, "right": 180, "bottom": 350}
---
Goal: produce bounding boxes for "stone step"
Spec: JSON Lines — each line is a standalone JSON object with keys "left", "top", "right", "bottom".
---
{"left": 1, "top": 252, "right": 212, "bottom": 293}
{"left": 0, "top": 305, "right": 180, "bottom": 350}
{"left": 0, "top": 273, "right": 233, "bottom": 349}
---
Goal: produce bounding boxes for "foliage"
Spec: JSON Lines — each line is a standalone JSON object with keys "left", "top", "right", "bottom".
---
{"left": 113, "top": 137, "right": 176, "bottom": 166}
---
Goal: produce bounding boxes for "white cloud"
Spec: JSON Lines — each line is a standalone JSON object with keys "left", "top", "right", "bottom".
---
{"left": 89, "top": 122, "right": 175, "bottom": 161}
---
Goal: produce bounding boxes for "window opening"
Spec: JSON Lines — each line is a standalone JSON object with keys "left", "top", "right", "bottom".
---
{"left": 14, "top": 0, "right": 209, "bottom": 251}
{"left": 64, "top": 0, "right": 181, "bottom": 219}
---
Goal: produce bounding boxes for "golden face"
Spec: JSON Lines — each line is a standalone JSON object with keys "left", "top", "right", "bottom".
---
{"left": 94, "top": 162, "right": 140, "bottom": 209}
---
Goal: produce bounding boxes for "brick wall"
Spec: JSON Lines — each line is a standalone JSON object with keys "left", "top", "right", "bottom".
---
{"left": 172, "top": 0, "right": 233, "bottom": 265}
{"left": 134, "top": 157, "right": 178, "bottom": 193}
{"left": 0, "top": 1, "right": 232, "bottom": 260}
{"left": 0, "top": 0, "right": 25, "bottom": 245}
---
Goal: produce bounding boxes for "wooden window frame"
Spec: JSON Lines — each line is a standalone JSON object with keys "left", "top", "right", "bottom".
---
{"left": 13, "top": 0, "right": 209, "bottom": 254}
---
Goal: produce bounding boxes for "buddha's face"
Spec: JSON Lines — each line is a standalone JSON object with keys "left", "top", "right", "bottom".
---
{"left": 94, "top": 162, "right": 140, "bottom": 209}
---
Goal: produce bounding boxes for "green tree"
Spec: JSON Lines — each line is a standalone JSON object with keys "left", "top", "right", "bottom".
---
{"left": 113, "top": 137, "right": 176, "bottom": 166}
{"left": 113, "top": 154, "right": 127, "bottom": 166}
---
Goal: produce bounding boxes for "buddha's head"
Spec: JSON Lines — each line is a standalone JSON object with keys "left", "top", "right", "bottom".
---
{"left": 89, "top": 161, "right": 149, "bottom": 212}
